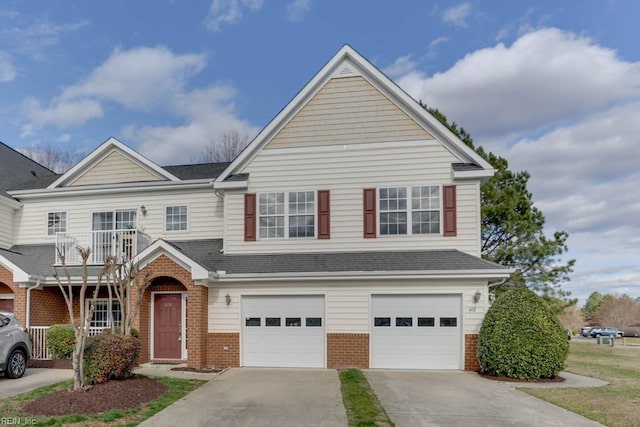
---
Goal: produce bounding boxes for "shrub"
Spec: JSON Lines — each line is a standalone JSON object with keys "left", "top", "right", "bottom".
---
{"left": 46, "top": 324, "right": 75, "bottom": 359}
{"left": 478, "top": 287, "right": 569, "bottom": 380}
{"left": 84, "top": 331, "right": 141, "bottom": 384}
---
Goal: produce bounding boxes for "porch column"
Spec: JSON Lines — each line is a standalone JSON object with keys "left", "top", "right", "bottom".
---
{"left": 187, "top": 285, "right": 208, "bottom": 369}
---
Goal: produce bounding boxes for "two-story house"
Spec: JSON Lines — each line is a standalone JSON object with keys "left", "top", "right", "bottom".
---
{"left": 0, "top": 45, "right": 510, "bottom": 371}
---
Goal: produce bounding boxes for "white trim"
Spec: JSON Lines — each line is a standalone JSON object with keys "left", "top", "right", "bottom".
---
{"left": 163, "top": 204, "right": 190, "bottom": 233}
{"left": 85, "top": 298, "right": 122, "bottom": 329}
{"left": 10, "top": 180, "right": 212, "bottom": 199}
{"left": 259, "top": 139, "right": 439, "bottom": 157}
{"left": 377, "top": 184, "right": 443, "bottom": 237}
{"left": 0, "top": 294, "right": 14, "bottom": 299}
{"left": 0, "top": 196, "right": 21, "bottom": 209}
{"left": 46, "top": 211, "right": 68, "bottom": 238}
{"left": 453, "top": 169, "right": 495, "bottom": 180}
{"left": 0, "top": 256, "right": 32, "bottom": 283}
{"left": 213, "top": 181, "right": 248, "bottom": 190}
{"left": 47, "top": 137, "right": 180, "bottom": 189}
{"left": 215, "top": 45, "right": 493, "bottom": 183}
{"left": 150, "top": 291, "right": 187, "bottom": 360}
{"left": 133, "top": 239, "right": 210, "bottom": 281}
{"left": 216, "top": 270, "right": 513, "bottom": 281}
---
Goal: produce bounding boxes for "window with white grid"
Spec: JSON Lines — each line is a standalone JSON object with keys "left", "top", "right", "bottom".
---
{"left": 379, "top": 185, "right": 440, "bottom": 235}
{"left": 47, "top": 212, "right": 67, "bottom": 236}
{"left": 88, "top": 300, "right": 122, "bottom": 329}
{"left": 165, "top": 205, "right": 188, "bottom": 231}
{"left": 258, "top": 191, "right": 316, "bottom": 239}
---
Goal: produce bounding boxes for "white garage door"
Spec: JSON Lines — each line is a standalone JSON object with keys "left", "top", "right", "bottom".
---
{"left": 371, "top": 294, "right": 462, "bottom": 369}
{"left": 241, "top": 295, "right": 325, "bottom": 368}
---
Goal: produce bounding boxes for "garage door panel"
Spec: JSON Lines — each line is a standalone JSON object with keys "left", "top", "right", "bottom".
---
{"left": 242, "top": 295, "right": 325, "bottom": 368}
{"left": 371, "top": 294, "right": 462, "bottom": 370}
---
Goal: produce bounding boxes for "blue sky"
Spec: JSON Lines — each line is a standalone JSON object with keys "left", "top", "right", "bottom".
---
{"left": 1, "top": 1, "right": 639, "bottom": 304}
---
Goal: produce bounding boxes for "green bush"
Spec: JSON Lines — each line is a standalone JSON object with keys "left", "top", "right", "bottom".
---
{"left": 478, "top": 287, "right": 569, "bottom": 380}
{"left": 84, "top": 331, "right": 141, "bottom": 384}
{"left": 46, "top": 324, "right": 75, "bottom": 359}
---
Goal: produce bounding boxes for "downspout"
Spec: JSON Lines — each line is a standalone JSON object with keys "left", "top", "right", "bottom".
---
{"left": 25, "top": 279, "right": 42, "bottom": 330}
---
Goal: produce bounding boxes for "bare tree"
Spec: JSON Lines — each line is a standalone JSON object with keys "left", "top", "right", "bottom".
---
{"left": 594, "top": 294, "right": 640, "bottom": 330}
{"left": 52, "top": 247, "right": 107, "bottom": 390}
{"left": 103, "top": 257, "right": 152, "bottom": 336}
{"left": 20, "top": 143, "right": 81, "bottom": 173}
{"left": 558, "top": 304, "right": 585, "bottom": 334}
{"left": 197, "top": 130, "right": 251, "bottom": 163}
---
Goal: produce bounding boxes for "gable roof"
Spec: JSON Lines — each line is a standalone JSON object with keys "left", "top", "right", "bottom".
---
{"left": 47, "top": 137, "right": 180, "bottom": 189}
{"left": 215, "top": 44, "right": 493, "bottom": 184}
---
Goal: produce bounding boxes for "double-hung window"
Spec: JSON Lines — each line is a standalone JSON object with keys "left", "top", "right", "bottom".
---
{"left": 47, "top": 212, "right": 67, "bottom": 236}
{"left": 258, "top": 191, "right": 315, "bottom": 239}
{"left": 379, "top": 185, "right": 440, "bottom": 235}
{"left": 165, "top": 205, "right": 188, "bottom": 232}
{"left": 88, "top": 299, "right": 122, "bottom": 329}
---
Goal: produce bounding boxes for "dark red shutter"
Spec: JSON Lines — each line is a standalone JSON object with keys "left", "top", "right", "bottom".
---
{"left": 443, "top": 185, "right": 457, "bottom": 236}
{"left": 317, "top": 190, "right": 330, "bottom": 239}
{"left": 363, "top": 188, "right": 377, "bottom": 238}
{"left": 244, "top": 193, "right": 256, "bottom": 241}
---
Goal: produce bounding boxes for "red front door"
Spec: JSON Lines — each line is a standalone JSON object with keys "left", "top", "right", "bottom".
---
{"left": 154, "top": 294, "right": 182, "bottom": 359}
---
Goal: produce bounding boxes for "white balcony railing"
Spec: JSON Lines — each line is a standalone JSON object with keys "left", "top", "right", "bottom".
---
{"left": 30, "top": 326, "right": 109, "bottom": 360}
{"left": 55, "top": 230, "right": 140, "bottom": 265}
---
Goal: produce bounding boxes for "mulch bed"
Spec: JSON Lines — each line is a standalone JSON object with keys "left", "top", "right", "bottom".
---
{"left": 22, "top": 375, "right": 168, "bottom": 416}
{"left": 28, "top": 359, "right": 72, "bottom": 369}
{"left": 170, "top": 366, "right": 224, "bottom": 373}
{"left": 479, "top": 373, "right": 565, "bottom": 383}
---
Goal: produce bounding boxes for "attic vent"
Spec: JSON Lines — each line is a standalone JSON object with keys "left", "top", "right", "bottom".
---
{"left": 339, "top": 66, "right": 354, "bottom": 75}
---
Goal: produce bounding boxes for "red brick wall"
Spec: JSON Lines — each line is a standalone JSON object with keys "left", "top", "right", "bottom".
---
{"left": 207, "top": 333, "right": 240, "bottom": 367}
{"left": 30, "top": 287, "right": 68, "bottom": 326}
{"left": 327, "top": 333, "right": 369, "bottom": 368}
{"left": 0, "top": 266, "right": 26, "bottom": 324}
{"left": 465, "top": 334, "right": 480, "bottom": 371}
{"left": 138, "top": 255, "right": 208, "bottom": 368}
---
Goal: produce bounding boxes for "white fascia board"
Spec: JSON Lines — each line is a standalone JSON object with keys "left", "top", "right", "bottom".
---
{"left": 214, "top": 268, "right": 514, "bottom": 282}
{"left": 133, "top": 240, "right": 210, "bottom": 281}
{"left": 0, "top": 195, "right": 22, "bottom": 209}
{"left": 213, "top": 180, "right": 248, "bottom": 190}
{"left": 453, "top": 169, "right": 495, "bottom": 180}
{"left": 47, "top": 137, "right": 180, "bottom": 189}
{"left": 10, "top": 180, "right": 212, "bottom": 199}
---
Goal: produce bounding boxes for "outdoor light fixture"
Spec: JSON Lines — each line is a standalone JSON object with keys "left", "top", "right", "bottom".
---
{"left": 140, "top": 205, "right": 147, "bottom": 216}
{"left": 473, "top": 290, "right": 482, "bottom": 304}
{"left": 225, "top": 293, "right": 231, "bottom": 306}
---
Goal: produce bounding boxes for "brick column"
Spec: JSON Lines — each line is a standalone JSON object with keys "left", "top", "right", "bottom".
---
{"left": 327, "top": 333, "right": 369, "bottom": 368}
{"left": 187, "top": 285, "right": 208, "bottom": 368}
{"left": 207, "top": 333, "right": 240, "bottom": 367}
{"left": 0, "top": 266, "right": 26, "bottom": 325}
{"left": 465, "top": 334, "right": 481, "bottom": 371}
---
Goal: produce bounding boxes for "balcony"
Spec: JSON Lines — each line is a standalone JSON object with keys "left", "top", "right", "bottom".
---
{"left": 54, "top": 230, "right": 151, "bottom": 265}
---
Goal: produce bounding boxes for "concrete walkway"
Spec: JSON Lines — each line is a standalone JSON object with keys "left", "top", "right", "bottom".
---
{"left": 0, "top": 369, "right": 72, "bottom": 399}
{"left": 139, "top": 368, "right": 347, "bottom": 427}
{"left": 365, "top": 370, "right": 605, "bottom": 427}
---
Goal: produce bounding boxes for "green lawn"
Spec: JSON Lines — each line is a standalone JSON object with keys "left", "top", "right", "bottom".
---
{"left": 339, "top": 369, "right": 394, "bottom": 427}
{"left": 0, "top": 376, "right": 205, "bottom": 427}
{"left": 522, "top": 340, "right": 640, "bottom": 427}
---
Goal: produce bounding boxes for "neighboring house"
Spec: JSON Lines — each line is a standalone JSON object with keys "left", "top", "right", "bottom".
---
{"left": 0, "top": 45, "right": 511, "bottom": 370}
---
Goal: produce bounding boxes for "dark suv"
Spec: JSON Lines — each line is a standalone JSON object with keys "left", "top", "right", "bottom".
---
{"left": 0, "top": 312, "right": 32, "bottom": 379}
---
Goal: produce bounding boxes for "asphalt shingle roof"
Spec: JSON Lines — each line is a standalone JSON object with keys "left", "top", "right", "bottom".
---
{"left": 163, "top": 162, "right": 230, "bottom": 180}
{"left": 452, "top": 163, "right": 484, "bottom": 172}
{"left": 0, "top": 141, "right": 57, "bottom": 198}
{"left": 1, "top": 240, "right": 507, "bottom": 279}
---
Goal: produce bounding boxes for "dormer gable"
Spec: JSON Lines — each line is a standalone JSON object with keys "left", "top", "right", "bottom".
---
{"left": 47, "top": 137, "right": 180, "bottom": 189}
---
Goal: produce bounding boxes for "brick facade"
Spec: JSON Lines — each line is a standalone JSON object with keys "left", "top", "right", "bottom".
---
{"left": 0, "top": 266, "right": 26, "bottom": 324}
{"left": 327, "top": 333, "right": 369, "bottom": 368}
{"left": 464, "top": 333, "right": 480, "bottom": 371}
{"left": 207, "top": 333, "right": 240, "bottom": 367}
{"left": 138, "top": 255, "right": 209, "bottom": 368}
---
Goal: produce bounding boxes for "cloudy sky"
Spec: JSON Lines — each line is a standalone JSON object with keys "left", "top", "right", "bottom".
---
{"left": 0, "top": 1, "right": 638, "bottom": 303}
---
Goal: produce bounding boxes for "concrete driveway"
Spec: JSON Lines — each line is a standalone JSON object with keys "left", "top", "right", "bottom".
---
{"left": 139, "top": 368, "right": 347, "bottom": 427}
{"left": 365, "top": 370, "right": 604, "bottom": 427}
{"left": 0, "top": 369, "right": 72, "bottom": 399}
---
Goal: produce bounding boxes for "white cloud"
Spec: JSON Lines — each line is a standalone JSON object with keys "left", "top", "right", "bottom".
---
{"left": 287, "top": 0, "right": 311, "bottom": 22}
{"left": 0, "top": 19, "right": 89, "bottom": 61}
{"left": 427, "top": 36, "right": 448, "bottom": 58}
{"left": 0, "top": 51, "right": 16, "bottom": 82}
{"left": 394, "top": 28, "right": 640, "bottom": 139}
{"left": 442, "top": 3, "right": 472, "bottom": 28}
{"left": 382, "top": 55, "right": 416, "bottom": 79}
{"left": 61, "top": 46, "right": 206, "bottom": 110}
{"left": 205, "top": 0, "right": 264, "bottom": 31}
{"left": 22, "top": 97, "right": 103, "bottom": 128}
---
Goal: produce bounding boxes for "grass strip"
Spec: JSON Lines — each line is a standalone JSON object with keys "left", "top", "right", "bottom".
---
{"left": 0, "top": 376, "right": 206, "bottom": 427}
{"left": 339, "top": 369, "right": 394, "bottom": 427}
